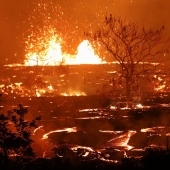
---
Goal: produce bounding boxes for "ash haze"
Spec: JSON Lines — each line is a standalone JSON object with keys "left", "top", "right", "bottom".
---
{"left": 0, "top": 0, "right": 169, "bottom": 65}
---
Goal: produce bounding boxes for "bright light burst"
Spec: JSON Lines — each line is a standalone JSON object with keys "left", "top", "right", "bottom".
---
{"left": 25, "top": 36, "right": 103, "bottom": 66}
{"left": 24, "top": 0, "right": 103, "bottom": 66}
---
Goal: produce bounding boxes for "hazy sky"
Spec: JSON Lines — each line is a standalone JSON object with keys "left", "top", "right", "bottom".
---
{"left": 0, "top": 0, "right": 169, "bottom": 65}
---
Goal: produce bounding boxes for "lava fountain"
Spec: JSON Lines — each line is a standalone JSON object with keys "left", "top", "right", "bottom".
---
{"left": 23, "top": 0, "right": 105, "bottom": 66}
{"left": 25, "top": 34, "right": 104, "bottom": 66}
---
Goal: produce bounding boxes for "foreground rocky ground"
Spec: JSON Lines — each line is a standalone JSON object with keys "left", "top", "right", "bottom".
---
{"left": 1, "top": 146, "right": 170, "bottom": 170}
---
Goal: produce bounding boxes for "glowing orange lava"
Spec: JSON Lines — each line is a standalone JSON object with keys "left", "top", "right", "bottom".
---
{"left": 42, "top": 127, "right": 78, "bottom": 140}
{"left": 25, "top": 30, "right": 104, "bottom": 66}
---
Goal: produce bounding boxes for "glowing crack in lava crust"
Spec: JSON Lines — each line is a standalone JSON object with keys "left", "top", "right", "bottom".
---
{"left": 25, "top": 31, "right": 103, "bottom": 66}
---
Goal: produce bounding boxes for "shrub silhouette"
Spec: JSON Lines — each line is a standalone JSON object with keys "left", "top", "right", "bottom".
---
{"left": 0, "top": 95, "right": 41, "bottom": 168}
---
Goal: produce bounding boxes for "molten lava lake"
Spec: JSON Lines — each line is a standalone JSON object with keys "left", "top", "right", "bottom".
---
{"left": 1, "top": 65, "right": 170, "bottom": 161}
{"left": 1, "top": 95, "right": 170, "bottom": 162}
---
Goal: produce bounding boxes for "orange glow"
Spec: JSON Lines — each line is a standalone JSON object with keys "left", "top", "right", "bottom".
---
{"left": 104, "top": 130, "right": 136, "bottom": 150}
{"left": 25, "top": 30, "right": 103, "bottom": 66}
{"left": 42, "top": 127, "right": 78, "bottom": 140}
{"left": 0, "top": 79, "right": 87, "bottom": 97}
{"left": 155, "top": 84, "right": 166, "bottom": 91}
{"left": 60, "top": 91, "right": 87, "bottom": 96}
{"left": 75, "top": 40, "right": 102, "bottom": 64}
{"left": 141, "top": 126, "right": 165, "bottom": 133}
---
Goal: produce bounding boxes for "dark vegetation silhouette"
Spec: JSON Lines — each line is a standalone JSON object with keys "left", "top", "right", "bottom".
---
{"left": 0, "top": 94, "right": 41, "bottom": 169}
{"left": 85, "top": 15, "right": 170, "bottom": 107}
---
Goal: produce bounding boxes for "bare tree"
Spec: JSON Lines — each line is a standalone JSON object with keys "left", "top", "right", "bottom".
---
{"left": 85, "top": 15, "right": 170, "bottom": 106}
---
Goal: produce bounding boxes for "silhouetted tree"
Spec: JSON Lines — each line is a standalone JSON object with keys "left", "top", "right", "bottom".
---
{"left": 85, "top": 15, "right": 170, "bottom": 106}
{"left": 0, "top": 95, "right": 41, "bottom": 163}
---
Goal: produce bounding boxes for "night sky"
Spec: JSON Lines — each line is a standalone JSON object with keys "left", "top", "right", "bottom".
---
{"left": 0, "top": 0, "right": 169, "bottom": 65}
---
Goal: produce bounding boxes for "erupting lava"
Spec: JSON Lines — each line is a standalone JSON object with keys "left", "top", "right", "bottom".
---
{"left": 25, "top": 32, "right": 103, "bottom": 66}
{"left": 23, "top": 0, "right": 104, "bottom": 66}
{"left": 1, "top": 1, "right": 168, "bottom": 98}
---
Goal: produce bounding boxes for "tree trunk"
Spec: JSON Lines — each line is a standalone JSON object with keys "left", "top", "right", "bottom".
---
{"left": 126, "top": 80, "right": 131, "bottom": 108}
